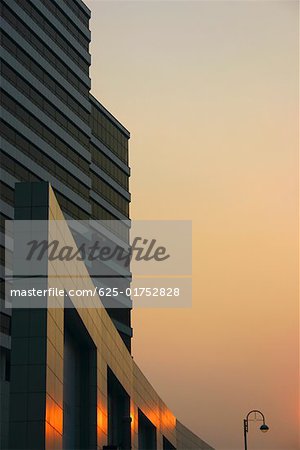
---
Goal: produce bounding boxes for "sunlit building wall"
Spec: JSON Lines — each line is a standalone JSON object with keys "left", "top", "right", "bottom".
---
{"left": 8, "top": 183, "right": 214, "bottom": 450}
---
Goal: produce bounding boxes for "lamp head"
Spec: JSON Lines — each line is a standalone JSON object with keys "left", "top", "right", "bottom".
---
{"left": 260, "top": 423, "right": 269, "bottom": 433}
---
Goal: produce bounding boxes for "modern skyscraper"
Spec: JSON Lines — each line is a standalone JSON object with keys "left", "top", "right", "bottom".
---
{"left": 1, "top": 0, "right": 131, "bottom": 445}
{"left": 1, "top": 0, "right": 132, "bottom": 350}
{"left": 0, "top": 1, "right": 215, "bottom": 449}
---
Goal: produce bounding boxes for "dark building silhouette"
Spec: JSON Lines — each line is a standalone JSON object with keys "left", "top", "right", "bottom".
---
{"left": 1, "top": 0, "right": 131, "bottom": 446}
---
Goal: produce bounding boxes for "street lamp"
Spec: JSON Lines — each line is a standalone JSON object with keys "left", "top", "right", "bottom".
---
{"left": 243, "top": 410, "right": 269, "bottom": 450}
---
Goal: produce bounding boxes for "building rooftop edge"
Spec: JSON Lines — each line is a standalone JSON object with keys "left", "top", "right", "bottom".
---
{"left": 90, "top": 94, "right": 131, "bottom": 138}
{"left": 176, "top": 420, "right": 215, "bottom": 450}
{"left": 79, "top": 0, "right": 91, "bottom": 17}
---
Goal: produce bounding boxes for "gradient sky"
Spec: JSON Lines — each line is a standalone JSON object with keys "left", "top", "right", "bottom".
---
{"left": 85, "top": 1, "right": 299, "bottom": 449}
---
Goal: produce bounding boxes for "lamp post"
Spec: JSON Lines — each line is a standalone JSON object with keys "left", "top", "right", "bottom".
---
{"left": 243, "top": 410, "right": 269, "bottom": 450}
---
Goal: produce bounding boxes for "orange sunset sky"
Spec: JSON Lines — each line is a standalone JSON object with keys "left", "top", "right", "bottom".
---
{"left": 86, "top": 1, "right": 299, "bottom": 449}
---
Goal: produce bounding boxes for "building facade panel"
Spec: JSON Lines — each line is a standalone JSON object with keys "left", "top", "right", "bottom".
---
{"left": 8, "top": 184, "right": 187, "bottom": 450}
{"left": 0, "top": 0, "right": 132, "bottom": 352}
{"left": 8, "top": 184, "right": 213, "bottom": 449}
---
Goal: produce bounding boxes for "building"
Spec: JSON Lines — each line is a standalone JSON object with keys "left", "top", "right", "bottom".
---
{"left": 1, "top": 0, "right": 132, "bottom": 350}
{"left": 0, "top": 0, "right": 215, "bottom": 449}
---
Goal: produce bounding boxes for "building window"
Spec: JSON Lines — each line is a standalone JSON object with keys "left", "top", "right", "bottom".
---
{"left": 138, "top": 409, "right": 157, "bottom": 450}
{"left": 163, "top": 436, "right": 176, "bottom": 450}
{"left": 63, "top": 307, "right": 97, "bottom": 449}
{"left": 107, "top": 367, "right": 131, "bottom": 450}
{"left": 0, "top": 348, "right": 10, "bottom": 382}
{"left": 0, "top": 313, "right": 11, "bottom": 335}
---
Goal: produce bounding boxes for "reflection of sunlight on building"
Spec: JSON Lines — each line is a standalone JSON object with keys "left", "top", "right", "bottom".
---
{"left": 45, "top": 395, "right": 63, "bottom": 436}
{"left": 143, "top": 407, "right": 160, "bottom": 430}
{"left": 45, "top": 423, "right": 54, "bottom": 446}
{"left": 97, "top": 403, "right": 107, "bottom": 435}
{"left": 161, "top": 408, "right": 176, "bottom": 430}
{"left": 141, "top": 406, "right": 176, "bottom": 432}
{"left": 130, "top": 403, "right": 136, "bottom": 433}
